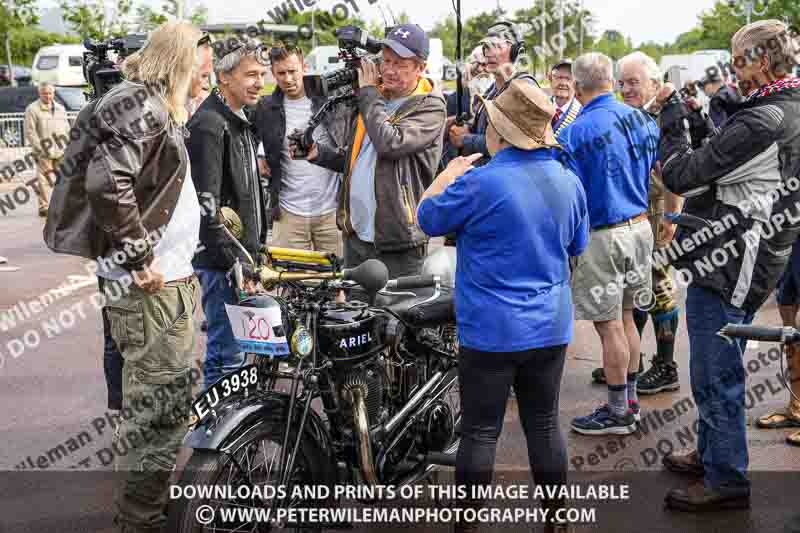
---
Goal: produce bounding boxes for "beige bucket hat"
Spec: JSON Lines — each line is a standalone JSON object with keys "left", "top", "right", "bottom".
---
{"left": 480, "top": 79, "right": 561, "bottom": 150}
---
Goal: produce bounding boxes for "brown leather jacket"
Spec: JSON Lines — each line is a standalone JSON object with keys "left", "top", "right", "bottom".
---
{"left": 44, "top": 80, "right": 189, "bottom": 271}
{"left": 313, "top": 78, "right": 447, "bottom": 252}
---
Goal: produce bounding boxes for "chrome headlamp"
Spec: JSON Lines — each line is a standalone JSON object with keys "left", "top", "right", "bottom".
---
{"left": 291, "top": 325, "right": 314, "bottom": 358}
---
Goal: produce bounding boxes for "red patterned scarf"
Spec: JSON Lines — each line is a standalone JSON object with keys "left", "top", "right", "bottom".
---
{"left": 746, "top": 76, "right": 800, "bottom": 101}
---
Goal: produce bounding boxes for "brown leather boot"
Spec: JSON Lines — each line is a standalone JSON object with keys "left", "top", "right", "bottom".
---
{"left": 757, "top": 343, "right": 800, "bottom": 429}
{"left": 544, "top": 524, "right": 575, "bottom": 533}
{"left": 662, "top": 449, "right": 704, "bottom": 477}
{"left": 453, "top": 498, "right": 483, "bottom": 533}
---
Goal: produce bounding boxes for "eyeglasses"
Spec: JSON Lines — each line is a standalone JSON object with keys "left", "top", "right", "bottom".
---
{"left": 198, "top": 33, "right": 212, "bottom": 47}
{"left": 618, "top": 78, "right": 642, "bottom": 89}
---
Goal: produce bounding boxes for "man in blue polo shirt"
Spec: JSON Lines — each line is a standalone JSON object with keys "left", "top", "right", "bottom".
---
{"left": 558, "top": 52, "right": 659, "bottom": 435}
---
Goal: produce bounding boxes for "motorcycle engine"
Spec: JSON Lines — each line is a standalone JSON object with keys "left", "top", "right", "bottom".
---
{"left": 338, "top": 358, "right": 388, "bottom": 428}
{"left": 416, "top": 400, "right": 455, "bottom": 453}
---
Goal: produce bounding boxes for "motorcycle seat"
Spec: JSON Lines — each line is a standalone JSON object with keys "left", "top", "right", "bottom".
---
{"left": 376, "top": 285, "right": 456, "bottom": 327}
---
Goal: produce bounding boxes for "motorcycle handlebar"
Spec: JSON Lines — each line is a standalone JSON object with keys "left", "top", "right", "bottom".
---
{"left": 717, "top": 324, "right": 800, "bottom": 344}
{"left": 385, "top": 275, "right": 438, "bottom": 291}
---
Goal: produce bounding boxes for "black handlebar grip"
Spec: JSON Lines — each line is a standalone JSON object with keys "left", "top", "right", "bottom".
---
{"left": 718, "top": 324, "right": 789, "bottom": 343}
{"left": 388, "top": 275, "right": 437, "bottom": 291}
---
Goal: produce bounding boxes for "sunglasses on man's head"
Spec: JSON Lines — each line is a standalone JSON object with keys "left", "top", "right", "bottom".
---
{"left": 212, "top": 37, "right": 267, "bottom": 64}
{"left": 198, "top": 33, "right": 212, "bottom": 47}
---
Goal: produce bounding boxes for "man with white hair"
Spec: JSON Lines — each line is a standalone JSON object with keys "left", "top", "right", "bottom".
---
{"left": 23, "top": 82, "right": 70, "bottom": 217}
{"left": 440, "top": 45, "right": 490, "bottom": 172}
{"left": 588, "top": 51, "right": 684, "bottom": 397}
{"left": 558, "top": 52, "right": 659, "bottom": 436}
{"left": 188, "top": 36, "right": 269, "bottom": 389}
{"left": 655, "top": 19, "right": 800, "bottom": 512}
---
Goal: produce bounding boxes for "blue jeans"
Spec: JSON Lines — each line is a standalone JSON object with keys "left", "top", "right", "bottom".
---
{"left": 197, "top": 269, "right": 245, "bottom": 389}
{"left": 685, "top": 285, "right": 754, "bottom": 494}
{"left": 98, "top": 277, "right": 124, "bottom": 410}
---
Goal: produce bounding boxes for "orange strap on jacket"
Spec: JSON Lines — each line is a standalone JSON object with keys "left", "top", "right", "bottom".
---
{"left": 346, "top": 78, "right": 435, "bottom": 177}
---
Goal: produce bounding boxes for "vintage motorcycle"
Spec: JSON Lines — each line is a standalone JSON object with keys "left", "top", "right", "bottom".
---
{"left": 168, "top": 244, "right": 461, "bottom": 532}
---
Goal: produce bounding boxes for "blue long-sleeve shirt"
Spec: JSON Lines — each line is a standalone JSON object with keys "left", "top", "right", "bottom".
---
{"left": 418, "top": 147, "right": 589, "bottom": 352}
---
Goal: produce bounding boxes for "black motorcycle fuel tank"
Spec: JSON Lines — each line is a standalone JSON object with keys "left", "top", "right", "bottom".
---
{"left": 317, "top": 301, "right": 387, "bottom": 365}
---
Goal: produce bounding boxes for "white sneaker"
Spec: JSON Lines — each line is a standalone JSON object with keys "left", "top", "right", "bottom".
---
{"left": 0, "top": 256, "right": 6, "bottom": 264}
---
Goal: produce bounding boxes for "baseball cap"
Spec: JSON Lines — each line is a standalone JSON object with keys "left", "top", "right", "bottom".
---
{"left": 382, "top": 24, "right": 430, "bottom": 61}
{"left": 552, "top": 58, "right": 573, "bottom": 71}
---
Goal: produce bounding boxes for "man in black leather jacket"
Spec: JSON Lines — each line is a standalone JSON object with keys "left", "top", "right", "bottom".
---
{"left": 187, "top": 37, "right": 269, "bottom": 389}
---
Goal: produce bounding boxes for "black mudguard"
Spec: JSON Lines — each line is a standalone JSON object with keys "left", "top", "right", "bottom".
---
{"left": 183, "top": 391, "right": 337, "bottom": 483}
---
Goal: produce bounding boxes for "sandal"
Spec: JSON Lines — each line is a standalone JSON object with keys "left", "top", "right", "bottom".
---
{"left": 787, "top": 430, "right": 800, "bottom": 447}
{"left": 756, "top": 409, "right": 800, "bottom": 429}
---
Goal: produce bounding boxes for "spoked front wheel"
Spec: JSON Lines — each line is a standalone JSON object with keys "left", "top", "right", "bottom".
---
{"left": 168, "top": 421, "right": 331, "bottom": 533}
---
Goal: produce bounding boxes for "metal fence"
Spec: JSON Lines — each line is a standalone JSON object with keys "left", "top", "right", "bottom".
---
{"left": 0, "top": 112, "right": 80, "bottom": 148}
{"left": 0, "top": 112, "right": 80, "bottom": 181}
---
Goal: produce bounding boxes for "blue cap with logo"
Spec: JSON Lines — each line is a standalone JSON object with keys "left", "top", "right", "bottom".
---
{"left": 382, "top": 24, "right": 429, "bottom": 61}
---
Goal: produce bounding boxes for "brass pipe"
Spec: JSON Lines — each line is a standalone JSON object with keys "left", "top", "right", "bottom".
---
{"left": 266, "top": 246, "right": 334, "bottom": 262}
{"left": 258, "top": 264, "right": 341, "bottom": 287}
{"left": 348, "top": 386, "right": 380, "bottom": 486}
{"left": 270, "top": 254, "right": 333, "bottom": 266}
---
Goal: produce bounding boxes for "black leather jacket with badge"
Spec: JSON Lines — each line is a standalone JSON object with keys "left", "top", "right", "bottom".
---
{"left": 188, "top": 90, "right": 268, "bottom": 271}
{"left": 44, "top": 80, "right": 188, "bottom": 271}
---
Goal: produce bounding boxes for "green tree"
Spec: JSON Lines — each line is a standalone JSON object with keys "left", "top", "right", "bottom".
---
{"left": 258, "top": 11, "right": 372, "bottom": 55}
{"left": 1, "top": 0, "right": 39, "bottom": 84}
{"left": 513, "top": 1, "right": 596, "bottom": 76}
{"left": 135, "top": 0, "right": 208, "bottom": 32}
{"left": 594, "top": 29, "right": 632, "bottom": 60}
{"left": 429, "top": 15, "right": 457, "bottom": 58}
{"left": 635, "top": 41, "right": 671, "bottom": 64}
{"left": 683, "top": 0, "right": 799, "bottom": 53}
{"left": 10, "top": 27, "right": 81, "bottom": 67}
{"left": 59, "top": 0, "right": 135, "bottom": 41}
{"left": 463, "top": 8, "right": 507, "bottom": 48}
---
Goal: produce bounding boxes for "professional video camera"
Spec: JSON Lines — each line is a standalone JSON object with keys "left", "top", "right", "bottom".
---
{"left": 302, "top": 26, "right": 383, "bottom": 100}
{"left": 289, "top": 26, "right": 382, "bottom": 158}
{"left": 83, "top": 34, "right": 147, "bottom": 100}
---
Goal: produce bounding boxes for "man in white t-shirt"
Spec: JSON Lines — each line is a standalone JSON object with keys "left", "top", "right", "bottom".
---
{"left": 254, "top": 44, "right": 343, "bottom": 256}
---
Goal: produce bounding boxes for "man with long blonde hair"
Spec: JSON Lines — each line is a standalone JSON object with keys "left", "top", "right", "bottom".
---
{"left": 44, "top": 21, "right": 204, "bottom": 533}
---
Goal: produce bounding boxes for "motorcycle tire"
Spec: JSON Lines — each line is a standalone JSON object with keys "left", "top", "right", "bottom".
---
{"left": 167, "top": 419, "right": 332, "bottom": 533}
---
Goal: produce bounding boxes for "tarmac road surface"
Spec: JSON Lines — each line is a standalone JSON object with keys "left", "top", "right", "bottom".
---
{"left": 1, "top": 197, "right": 799, "bottom": 533}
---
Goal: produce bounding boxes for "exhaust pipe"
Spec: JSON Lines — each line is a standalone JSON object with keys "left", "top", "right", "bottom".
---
{"left": 346, "top": 385, "right": 379, "bottom": 486}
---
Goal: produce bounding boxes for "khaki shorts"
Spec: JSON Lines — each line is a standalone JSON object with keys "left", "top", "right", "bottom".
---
{"left": 571, "top": 218, "right": 654, "bottom": 322}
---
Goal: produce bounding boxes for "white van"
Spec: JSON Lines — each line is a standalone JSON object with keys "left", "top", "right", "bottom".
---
{"left": 425, "top": 38, "right": 444, "bottom": 81}
{"left": 689, "top": 50, "right": 732, "bottom": 84}
{"left": 31, "top": 44, "right": 87, "bottom": 87}
{"left": 304, "top": 46, "right": 343, "bottom": 76}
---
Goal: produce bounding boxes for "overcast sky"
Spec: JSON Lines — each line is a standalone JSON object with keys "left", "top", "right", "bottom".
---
{"left": 40, "top": 0, "right": 721, "bottom": 47}
{"left": 203, "top": 0, "right": 721, "bottom": 47}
